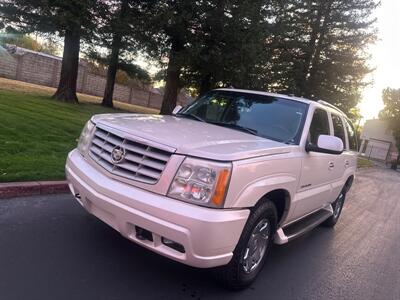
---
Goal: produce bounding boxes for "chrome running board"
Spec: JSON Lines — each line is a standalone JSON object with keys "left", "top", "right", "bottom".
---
{"left": 274, "top": 205, "right": 333, "bottom": 245}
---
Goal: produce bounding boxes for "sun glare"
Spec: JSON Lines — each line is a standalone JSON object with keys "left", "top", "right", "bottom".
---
{"left": 359, "top": 0, "right": 400, "bottom": 122}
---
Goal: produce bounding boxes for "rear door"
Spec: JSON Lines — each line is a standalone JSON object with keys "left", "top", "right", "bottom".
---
{"left": 330, "top": 113, "right": 350, "bottom": 201}
{"left": 292, "top": 108, "right": 334, "bottom": 220}
{"left": 342, "top": 117, "right": 358, "bottom": 189}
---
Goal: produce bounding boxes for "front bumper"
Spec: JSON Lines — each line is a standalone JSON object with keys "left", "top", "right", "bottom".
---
{"left": 65, "top": 149, "right": 249, "bottom": 268}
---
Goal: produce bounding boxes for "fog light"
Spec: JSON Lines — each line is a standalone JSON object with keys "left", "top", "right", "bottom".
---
{"left": 135, "top": 226, "right": 153, "bottom": 242}
{"left": 162, "top": 237, "right": 185, "bottom": 253}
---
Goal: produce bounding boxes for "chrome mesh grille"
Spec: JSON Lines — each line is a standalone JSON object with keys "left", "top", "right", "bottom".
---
{"left": 89, "top": 127, "right": 172, "bottom": 184}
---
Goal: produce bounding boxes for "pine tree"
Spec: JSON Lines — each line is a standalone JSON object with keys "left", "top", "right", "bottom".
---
{"left": 182, "top": 0, "right": 274, "bottom": 94}
{"left": 0, "top": 0, "right": 103, "bottom": 103}
{"left": 267, "top": 0, "right": 378, "bottom": 114}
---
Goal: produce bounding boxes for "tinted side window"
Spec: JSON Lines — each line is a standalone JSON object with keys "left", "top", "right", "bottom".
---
{"left": 344, "top": 119, "right": 358, "bottom": 151}
{"left": 331, "top": 114, "right": 346, "bottom": 146}
{"left": 308, "top": 109, "right": 330, "bottom": 145}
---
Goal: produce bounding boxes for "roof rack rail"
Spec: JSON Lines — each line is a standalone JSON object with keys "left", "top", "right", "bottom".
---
{"left": 317, "top": 100, "right": 346, "bottom": 116}
{"left": 276, "top": 90, "right": 299, "bottom": 98}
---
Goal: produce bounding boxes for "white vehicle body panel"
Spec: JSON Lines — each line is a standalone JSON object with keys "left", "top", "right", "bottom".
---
{"left": 66, "top": 149, "right": 249, "bottom": 268}
{"left": 66, "top": 89, "right": 357, "bottom": 268}
{"left": 93, "top": 114, "right": 289, "bottom": 161}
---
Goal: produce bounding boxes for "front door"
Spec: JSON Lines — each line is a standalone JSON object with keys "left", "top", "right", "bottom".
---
{"left": 291, "top": 108, "right": 334, "bottom": 221}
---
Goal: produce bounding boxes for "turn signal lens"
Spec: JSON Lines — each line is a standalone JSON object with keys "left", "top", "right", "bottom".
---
{"left": 212, "top": 169, "right": 231, "bottom": 206}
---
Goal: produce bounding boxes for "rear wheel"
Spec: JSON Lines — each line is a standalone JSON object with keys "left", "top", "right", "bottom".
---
{"left": 214, "top": 200, "right": 277, "bottom": 290}
{"left": 322, "top": 191, "right": 345, "bottom": 227}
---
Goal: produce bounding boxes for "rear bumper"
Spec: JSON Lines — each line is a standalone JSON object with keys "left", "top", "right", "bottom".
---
{"left": 65, "top": 149, "right": 249, "bottom": 268}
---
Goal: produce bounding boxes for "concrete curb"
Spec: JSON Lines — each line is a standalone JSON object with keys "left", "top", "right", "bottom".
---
{"left": 0, "top": 181, "right": 69, "bottom": 199}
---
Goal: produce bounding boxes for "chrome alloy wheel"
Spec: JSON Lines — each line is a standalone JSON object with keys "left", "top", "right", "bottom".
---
{"left": 241, "top": 218, "right": 271, "bottom": 274}
{"left": 333, "top": 192, "right": 344, "bottom": 219}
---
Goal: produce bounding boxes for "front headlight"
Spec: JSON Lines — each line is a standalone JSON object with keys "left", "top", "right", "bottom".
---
{"left": 167, "top": 157, "right": 232, "bottom": 208}
{"left": 77, "top": 120, "right": 95, "bottom": 156}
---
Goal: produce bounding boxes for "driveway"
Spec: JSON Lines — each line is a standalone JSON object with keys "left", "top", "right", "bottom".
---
{"left": 1, "top": 166, "right": 399, "bottom": 300}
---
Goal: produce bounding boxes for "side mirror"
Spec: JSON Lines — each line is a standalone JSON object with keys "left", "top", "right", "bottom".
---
{"left": 306, "top": 135, "right": 344, "bottom": 155}
{"left": 172, "top": 105, "right": 183, "bottom": 115}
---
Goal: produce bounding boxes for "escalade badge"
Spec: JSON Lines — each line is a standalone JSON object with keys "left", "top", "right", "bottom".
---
{"left": 111, "top": 146, "right": 126, "bottom": 164}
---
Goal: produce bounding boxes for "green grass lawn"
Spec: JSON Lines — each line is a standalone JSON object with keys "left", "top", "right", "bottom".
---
{"left": 0, "top": 89, "right": 123, "bottom": 182}
{"left": 357, "top": 157, "right": 374, "bottom": 168}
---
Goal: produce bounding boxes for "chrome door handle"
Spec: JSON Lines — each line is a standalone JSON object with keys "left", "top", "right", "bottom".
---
{"left": 328, "top": 162, "right": 335, "bottom": 169}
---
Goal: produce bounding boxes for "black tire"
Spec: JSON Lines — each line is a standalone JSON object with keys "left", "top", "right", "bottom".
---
{"left": 321, "top": 190, "right": 345, "bottom": 227}
{"left": 214, "top": 200, "right": 277, "bottom": 290}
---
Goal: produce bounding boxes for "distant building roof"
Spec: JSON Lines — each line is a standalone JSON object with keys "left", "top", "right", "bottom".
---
{"left": 361, "top": 119, "right": 395, "bottom": 143}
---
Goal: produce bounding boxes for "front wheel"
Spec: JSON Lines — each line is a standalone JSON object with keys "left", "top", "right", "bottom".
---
{"left": 214, "top": 200, "right": 277, "bottom": 290}
{"left": 322, "top": 191, "right": 345, "bottom": 227}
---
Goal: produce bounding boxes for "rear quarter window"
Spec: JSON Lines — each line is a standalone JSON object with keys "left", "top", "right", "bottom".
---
{"left": 344, "top": 119, "right": 358, "bottom": 151}
{"left": 331, "top": 114, "right": 346, "bottom": 147}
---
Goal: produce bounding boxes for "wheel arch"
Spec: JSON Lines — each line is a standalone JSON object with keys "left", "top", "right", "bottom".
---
{"left": 344, "top": 175, "right": 354, "bottom": 193}
{"left": 229, "top": 173, "right": 297, "bottom": 226}
{"left": 255, "top": 189, "right": 291, "bottom": 226}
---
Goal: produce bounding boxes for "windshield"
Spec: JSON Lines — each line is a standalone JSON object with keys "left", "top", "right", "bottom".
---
{"left": 179, "top": 90, "right": 308, "bottom": 144}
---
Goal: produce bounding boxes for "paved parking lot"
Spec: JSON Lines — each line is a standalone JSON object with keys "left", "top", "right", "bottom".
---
{"left": 1, "top": 166, "right": 399, "bottom": 300}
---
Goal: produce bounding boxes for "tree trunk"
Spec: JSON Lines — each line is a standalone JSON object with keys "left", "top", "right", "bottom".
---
{"left": 304, "top": 0, "right": 333, "bottom": 98}
{"left": 101, "top": 0, "right": 129, "bottom": 108}
{"left": 160, "top": 40, "right": 182, "bottom": 115}
{"left": 392, "top": 154, "right": 400, "bottom": 170}
{"left": 52, "top": 30, "right": 80, "bottom": 103}
{"left": 397, "top": 154, "right": 400, "bottom": 170}
{"left": 299, "top": 2, "right": 324, "bottom": 93}
{"left": 199, "top": 74, "right": 212, "bottom": 96}
{"left": 198, "top": 0, "right": 225, "bottom": 95}
{"left": 102, "top": 33, "right": 122, "bottom": 108}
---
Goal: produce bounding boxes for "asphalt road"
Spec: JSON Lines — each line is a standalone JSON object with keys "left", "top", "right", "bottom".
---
{"left": 1, "top": 166, "right": 399, "bottom": 300}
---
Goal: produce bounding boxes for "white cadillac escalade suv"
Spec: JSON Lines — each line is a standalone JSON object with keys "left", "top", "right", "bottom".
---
{"left": 66, "top": 89, "right": 357, "bottom": 289}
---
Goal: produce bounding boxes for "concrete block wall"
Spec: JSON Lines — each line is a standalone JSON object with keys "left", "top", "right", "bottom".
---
{"left": 0, "top": 53, "right": 18, "bottom": 79}
{"left": 20, "top": 53, "right": 57, "bottom": 87}
{"left": 0, "top": 47, "right": 191, "bottom": 110}
{"left": 83, "top": 73, "right": 106, "bottom": 97}
{"left": 114, "top": 83, "right": 131, "bottom": 103}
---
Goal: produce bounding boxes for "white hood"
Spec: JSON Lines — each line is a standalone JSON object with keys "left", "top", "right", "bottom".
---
{"left": 93, "top": 114, "right": 293, "bottom": 161}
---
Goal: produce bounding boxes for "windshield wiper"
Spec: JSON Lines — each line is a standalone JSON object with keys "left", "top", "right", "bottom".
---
{"left": 211, "top": 122, "right": 259, "bottom": 136}
{"left": 176, "top": 113, "right": 206, "bottom": 123}
{"left": 283, "top": 140, "right": 296, "bottom": 145}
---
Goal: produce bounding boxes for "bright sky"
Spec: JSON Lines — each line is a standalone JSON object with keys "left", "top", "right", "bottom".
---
{"left": 359, "top": 0, "right": 400, "bottom": 122}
